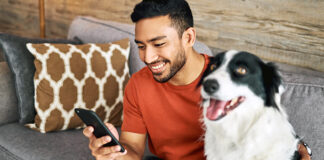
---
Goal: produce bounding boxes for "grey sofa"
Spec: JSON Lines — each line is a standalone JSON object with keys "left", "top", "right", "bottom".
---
{"left": 0, "top": 16, "right": 323, "bottom": 160}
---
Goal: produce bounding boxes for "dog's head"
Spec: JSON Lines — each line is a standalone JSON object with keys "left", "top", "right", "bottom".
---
{"left": 200, "top": 50, "right": 282, "bottom": 121}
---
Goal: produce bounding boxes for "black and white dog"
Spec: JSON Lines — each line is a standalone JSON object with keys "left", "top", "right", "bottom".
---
{"left": 200, "top": 50, "right": 302, "bottom": 160}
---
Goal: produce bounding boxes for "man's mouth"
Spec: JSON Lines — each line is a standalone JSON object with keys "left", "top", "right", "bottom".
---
{"left": 206, "top": 96, "right": 245, "bottom": 121}
{"left": 148, "top": 61, "right": 167, "bottom": 74}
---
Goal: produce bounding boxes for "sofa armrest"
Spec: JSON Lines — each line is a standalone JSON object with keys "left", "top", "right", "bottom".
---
{"left": 0, "top": 62, "right": 19, "bottom": 125}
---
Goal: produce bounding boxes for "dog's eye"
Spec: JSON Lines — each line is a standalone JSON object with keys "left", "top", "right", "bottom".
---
{"left": 210, "top": 64, "right": 217, "bottom": 71}
{"left": 236, "top": 66, "right": 247, "bottom": 75}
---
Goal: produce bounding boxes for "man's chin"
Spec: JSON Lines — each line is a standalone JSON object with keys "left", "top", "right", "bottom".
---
{"left": 153, "top": 76, "right": 170, "bottom": 83}
{"left": 153, "top": 75, "right": 170, "bottom": 83}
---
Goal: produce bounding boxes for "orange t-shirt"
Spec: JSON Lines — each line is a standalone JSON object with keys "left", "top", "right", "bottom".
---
{"left": 121, "top": 54, "right": 209, "bottom": 160}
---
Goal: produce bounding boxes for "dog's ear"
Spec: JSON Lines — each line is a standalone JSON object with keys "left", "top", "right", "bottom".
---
{"left": 262, "top": 62, "right": 282, "bottom": 108}
{"left": 197, "top": 52, "right": 225, "bottom": 88}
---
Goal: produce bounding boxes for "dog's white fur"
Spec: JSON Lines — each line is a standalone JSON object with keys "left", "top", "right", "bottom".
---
{"left": 201, "top": 50, "right": 299, "bottom": 160}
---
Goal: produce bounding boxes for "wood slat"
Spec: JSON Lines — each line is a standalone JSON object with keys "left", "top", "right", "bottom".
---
{"left": 188, "top": 0, "right": 324, "bottom": 71}
{"left": 0, "top": 0, "right": 323, "bottom": 71}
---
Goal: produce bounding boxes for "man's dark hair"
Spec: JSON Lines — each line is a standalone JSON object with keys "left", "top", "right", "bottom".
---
{"left": 131, "top": 0, "right": 194, "bottom": 38}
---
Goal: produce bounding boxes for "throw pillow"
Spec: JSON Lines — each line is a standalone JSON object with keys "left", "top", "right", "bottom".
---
{"left": 25, "top": 38, "right": 130, "bottom": 133}
{"left": 0, "top": 33, "right": 82, "bottom": 124}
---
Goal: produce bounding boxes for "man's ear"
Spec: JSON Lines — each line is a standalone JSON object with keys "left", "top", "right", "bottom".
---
{"left": 182, "top": 27, "right": 196, "bottom": 47}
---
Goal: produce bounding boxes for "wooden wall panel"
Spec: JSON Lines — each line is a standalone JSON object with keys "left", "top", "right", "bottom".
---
{"left": 188, "top": 0, "right": 324, "bottom": 71}
{"left": 0, "top": 0, "right": 40, "bottom": 37}
{"left": 0, "top": 0, "right": 323, "bottom": 71}
{"left": 43, "top": 0, "right": 139, "bottom": 38}
{"left": 0, "top": 0, "right": 140, "bottom": 38}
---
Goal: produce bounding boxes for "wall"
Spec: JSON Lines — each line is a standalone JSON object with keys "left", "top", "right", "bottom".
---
{"left": 0, "top": 0, "right": 323, "bottom": 71}
{"left": 0, "top": 0, "right": 139, "bottom": 38}
{"left": 191, "top": 0, "right": 324, "bottom": 72}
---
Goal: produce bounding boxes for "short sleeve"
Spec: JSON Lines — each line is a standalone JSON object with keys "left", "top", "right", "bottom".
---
{"left": 121, "top": 77, "right": 147, "bottom": 134}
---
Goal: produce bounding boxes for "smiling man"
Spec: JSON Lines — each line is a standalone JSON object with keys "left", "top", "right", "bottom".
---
{"left": 82, "top": 0, "right": 311, "bottom": 160}
{"left": 134, "top": 15, "right": 201, "bottom": 85}
{"left": 84, "top": 0, "right": 206, "bottom": 159}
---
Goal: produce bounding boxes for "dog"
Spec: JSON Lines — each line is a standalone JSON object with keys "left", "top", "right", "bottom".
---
{"left": 200, "top": 50, "right": 303, "bottom": 160}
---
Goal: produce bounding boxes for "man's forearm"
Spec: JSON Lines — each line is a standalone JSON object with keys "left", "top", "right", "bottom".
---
{"left": 116, "top": 143, "right": 143, "bottom": 160}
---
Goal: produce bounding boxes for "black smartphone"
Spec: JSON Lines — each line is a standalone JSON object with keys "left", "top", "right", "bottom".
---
{"left": 75, "top": 108, "right": 125, "bottom": 152}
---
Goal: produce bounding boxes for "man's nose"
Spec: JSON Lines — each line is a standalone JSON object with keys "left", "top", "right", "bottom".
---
{"left": 143, "top": 46, "right": 158, "bottom": 64}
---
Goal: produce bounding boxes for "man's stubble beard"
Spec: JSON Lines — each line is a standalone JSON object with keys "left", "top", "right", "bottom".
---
{"left": 153, "top": 47, "right": 186, "bottom": 83}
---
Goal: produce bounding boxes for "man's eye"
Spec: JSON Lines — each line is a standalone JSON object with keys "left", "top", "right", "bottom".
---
{"left": 154, "top": 42, "right": 166, "bottom": 47}
{"left": 138, "top": 46, "right": 145, "bottom": 50}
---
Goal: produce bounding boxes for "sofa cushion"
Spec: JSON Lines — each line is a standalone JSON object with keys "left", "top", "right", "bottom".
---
{"left": 0, "top": 123, "right": 93, "bottom": 160}
{"left": 67, "top": 16, "right": 213, "bottom": 75}
{"left": 25, "top": 39, "right": 130, "bottom": 133}
{"left": 0, "top": 33, "right": 82, "bottom": 124}
{"left": 0, "top": 62, "right": 19, "bottom": 125}
{"left": 0, "top": 123, "right": 157, "bottom": 160}
{"left": 279, "top": 65, "right": 324, "bottom": 160}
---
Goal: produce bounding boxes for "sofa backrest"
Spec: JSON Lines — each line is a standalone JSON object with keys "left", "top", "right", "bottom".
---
{"left": 67, "top": 16, "right": 213, "bottom": 75}
{"left": 279, "top": 68, "right": 324, "bottom": 160}
{"left": 0, "top": 62, "right": 19, "bottom": 125}
{"left": 0, "top": 45, "right": 4, "bottom": 62}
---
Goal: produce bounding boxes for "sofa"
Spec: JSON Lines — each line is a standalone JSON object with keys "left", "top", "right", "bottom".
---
{"left": 0, "top": 16, "right": 323, "bottom": 160}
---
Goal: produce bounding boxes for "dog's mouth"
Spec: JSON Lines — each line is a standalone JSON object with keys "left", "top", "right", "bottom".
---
{"left": 206, "top": 96, "right": 245, "bottom": 121}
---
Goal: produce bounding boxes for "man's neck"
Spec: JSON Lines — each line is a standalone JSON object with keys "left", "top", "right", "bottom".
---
{"left": 168, "top": 49, "right": 205, "bottom": 86}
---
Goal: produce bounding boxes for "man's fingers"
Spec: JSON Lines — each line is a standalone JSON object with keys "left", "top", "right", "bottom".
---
{"left": 95, "top": 145, "right": 127, "bottom": 156}
{"left": 83, "top": 123, "right": 125, "bottom": 159}
{"left": 83, "top": 126, "right": 94, "bottom": 138}
{"left": 105, "top": 122, "right": 119, "bottom": 139}
{"left": 84, "top": 126, "right": 112, "bottom": 149}
{"left": 91, "top": 136, "right": 112, "bottom": 148}
{"left": 96, "top": 149, "right": 127, "bottom": 160}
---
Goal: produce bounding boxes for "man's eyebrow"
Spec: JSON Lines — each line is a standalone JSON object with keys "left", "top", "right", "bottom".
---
{"left": 134, "top": 36, "right": 167, "bottom": 44}
{"left": 148, "top": 36, "right": 167, "bottom": 42}
{"left": 134, "top": 39, "right": 143, "bottom": 44}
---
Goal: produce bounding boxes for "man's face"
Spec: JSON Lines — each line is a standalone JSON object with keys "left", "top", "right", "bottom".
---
{"left": 135, "top": 15, "right": 186, "bottom": 83}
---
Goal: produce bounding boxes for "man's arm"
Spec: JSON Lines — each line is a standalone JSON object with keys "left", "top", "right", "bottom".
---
{"left": 118, "top": 131, "right": 147, "bottom": 160}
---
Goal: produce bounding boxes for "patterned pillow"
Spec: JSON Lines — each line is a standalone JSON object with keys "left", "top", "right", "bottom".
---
{"left": 25, "top": 39, "right": 130, "bottom": 133}
{"left": 0, "top": 33, "right": 82, "bottom": 124}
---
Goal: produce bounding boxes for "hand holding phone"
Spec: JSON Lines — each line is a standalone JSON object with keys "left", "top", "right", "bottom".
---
{"left": 75, "top": 108, "right": 125, "bottom": 153}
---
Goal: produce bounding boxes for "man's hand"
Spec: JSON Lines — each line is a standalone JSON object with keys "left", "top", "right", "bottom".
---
{"left": 298, "top": 143, "right": 311, "bottom": 160}
{"left": 83, "top": 122, "right": 127, "bottom": 160}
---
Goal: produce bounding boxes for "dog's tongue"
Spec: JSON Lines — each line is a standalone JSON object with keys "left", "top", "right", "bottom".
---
{"left": 206, "top": 99, "right": 228, "bottom": 120}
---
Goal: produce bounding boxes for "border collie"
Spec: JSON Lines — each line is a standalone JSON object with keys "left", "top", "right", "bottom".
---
{"left": 200, "top": 50, "right": 303, "bottom": 160}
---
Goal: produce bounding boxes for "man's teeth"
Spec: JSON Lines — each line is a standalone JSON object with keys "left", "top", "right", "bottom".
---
{"left": 152, "top": 63, "right": 164, "bottom": 69}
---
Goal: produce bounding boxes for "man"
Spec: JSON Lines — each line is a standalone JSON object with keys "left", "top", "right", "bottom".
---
{"left": 83, "top": 0, "right": 311, "bottom": 159}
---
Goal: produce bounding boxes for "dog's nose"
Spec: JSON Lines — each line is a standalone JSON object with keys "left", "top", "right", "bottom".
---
{"left": 203, "top": 79, "right": 219, "bottom": 94}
